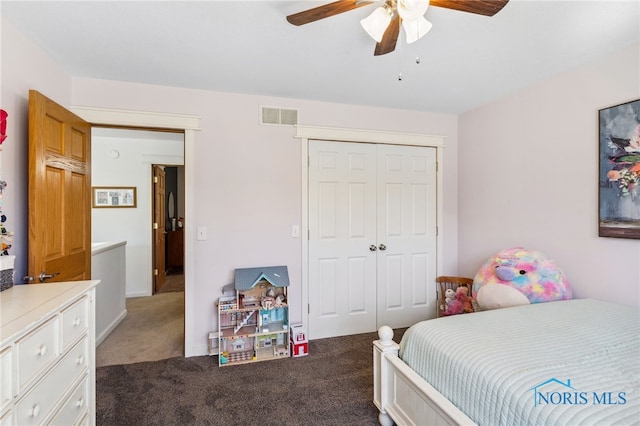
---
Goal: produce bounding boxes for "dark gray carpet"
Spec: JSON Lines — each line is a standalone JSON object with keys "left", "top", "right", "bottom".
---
{"left": 97, "top": 328, "right": 407, "bottom": 425}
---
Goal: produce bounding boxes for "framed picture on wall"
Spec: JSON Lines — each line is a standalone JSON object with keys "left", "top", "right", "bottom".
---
{"left": 92, "top": 186, "right": 137, "bottom": 208}
{"left": 598, "top": 99, "right": 640, "bottom": 239}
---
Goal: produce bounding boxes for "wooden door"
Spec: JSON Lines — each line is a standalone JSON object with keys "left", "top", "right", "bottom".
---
{"left": 153, "top": 165, "right": 166, "bottom": 293}
{"left": 308, "top": 141, "right": 437, "bottom": 338}
{"left": 308, "top": 140, "right": 378, "bottom": 339}
{"left": 28, "top": 90, "right": 91, "bottom": 283}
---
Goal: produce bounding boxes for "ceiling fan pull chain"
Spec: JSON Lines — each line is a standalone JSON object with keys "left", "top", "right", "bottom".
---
{"left": 397, "top": 37, "right": 403, "bottom": 81}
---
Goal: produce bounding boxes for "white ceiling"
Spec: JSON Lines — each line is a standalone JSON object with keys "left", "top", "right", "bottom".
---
{"left": 2, "top": 0, "right": 639, "bottom": 114}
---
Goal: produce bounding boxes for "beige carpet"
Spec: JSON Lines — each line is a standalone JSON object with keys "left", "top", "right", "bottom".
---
{"left": 96, "top": 291, "right": 184, "bottom": 367}
{"left": 158, "top": 270, "right": 184, "bottom": 293}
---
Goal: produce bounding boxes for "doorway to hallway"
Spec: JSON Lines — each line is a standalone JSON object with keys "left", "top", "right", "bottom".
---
{"left": 92, "top": 127, "right": 186, "bottom": 361}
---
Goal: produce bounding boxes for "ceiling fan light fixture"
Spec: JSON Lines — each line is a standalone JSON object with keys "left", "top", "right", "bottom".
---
{"left": 402, "top": 16, "right": 432, "bottom": 44}
{"left": 397, "top": 0, "right": 429, "bottom": 20}
{"left": 287, "top": 0, "right": 509, "bottom": 57}
{"left": 360, "top": 5, "right": 393, "bottom": 43}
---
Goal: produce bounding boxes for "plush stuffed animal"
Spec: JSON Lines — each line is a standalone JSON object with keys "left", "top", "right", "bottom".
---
{"left": 472, "top": 247, "right": 571, "bottom": 311}
{"left": 442, "top": 286, "right": 472, "bottom": 316}
{"left": 442, "top": 297, "right": 462, "bottom": 316}
{"left": 457, "top": 286, "right": 474, "bottom": 313}
{"left": 440, "top": 288, "right": 456, "bottom": 315}
{"left": 444, "top": 288, "right": 455, "bottom": 306}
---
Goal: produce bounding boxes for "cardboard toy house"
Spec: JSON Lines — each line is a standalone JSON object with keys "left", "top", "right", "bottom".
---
{"left": 290, "top": 323, "right": 308, "bottom": 357}
{"left": 234, "top": 265, "right": 290, "bottom": 309}
{"left": 217, "top": 265, "right": 290, "bottom": 366}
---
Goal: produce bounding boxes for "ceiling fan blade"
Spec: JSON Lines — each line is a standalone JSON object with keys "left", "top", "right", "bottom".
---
{"left": 374, "top": 15, "right": 400, "bottom": 56}
{"left": 287, "top": 0, "right": 374, "bottom": 26}
{"left": 429, "top": 0, "right": 509, "bottom": 17}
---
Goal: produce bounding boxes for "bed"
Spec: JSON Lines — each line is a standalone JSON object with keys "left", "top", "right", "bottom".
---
{"left": 373, "top": 299, "right": 640, "bottom": 426}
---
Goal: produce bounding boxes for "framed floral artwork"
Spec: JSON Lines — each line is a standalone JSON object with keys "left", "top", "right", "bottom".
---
{"left": 599, "top": 99, "right": 640, "bottom": 239}
{"left": 92, "top": 187, "right": 137, "bottom": 208}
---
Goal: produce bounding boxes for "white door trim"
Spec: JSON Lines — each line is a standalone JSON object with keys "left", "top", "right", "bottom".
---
{"left": 294, "top": 125, "right": 446, "bottom": 339}
{"left": 70, "top": 106, "right": 202, "bottom": 357}
{"left": 69, "top": 106, "right": 201, "bottom": 130}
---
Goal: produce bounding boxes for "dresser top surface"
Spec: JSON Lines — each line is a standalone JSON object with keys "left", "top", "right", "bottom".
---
{"left": 1, "top": 280, "right": 99, "bottom": 344}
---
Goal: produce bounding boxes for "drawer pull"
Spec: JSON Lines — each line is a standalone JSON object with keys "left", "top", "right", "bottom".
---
{"left": 37, "top": 345, "right": 48, "bottom": 357}
{"left": 76, "top": 355, "right": 85, "bottom": 365}
{"left": 76, "top": 397, "right": 85, "bottom": 408}
{"left": 30, "top": 403, "right": 41, "bottom": 417}
{"left": 73, "top": 317, "right": 81, "bottom": 326}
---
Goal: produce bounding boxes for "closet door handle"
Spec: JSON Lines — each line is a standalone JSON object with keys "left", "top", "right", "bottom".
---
{"left": 379, "top": 244, "right": 387, "bottom": 251}
{"left": 369, "top": 245, "right": 377, "bottom": 252}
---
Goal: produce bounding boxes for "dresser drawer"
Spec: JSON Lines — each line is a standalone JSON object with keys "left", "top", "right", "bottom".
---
{"left": 0, "top": 347, "right": 12, "bottom": 412}
{"left": 0, "top": 408, "right": 13, "bottom": 426}
{"left": 15, "top": 337, "right": 88, "bottom": 426}
{"left": 16, "top": 317, "right": 60, "bottom": 392}
{"left": 77, "top": 412, "right": 90, "bottom": 426}
{"left": 48, "top": 375, "right": 88, "bottom": 426}
{"left": 62, "top": 296, "right": 89, "bottom": 351}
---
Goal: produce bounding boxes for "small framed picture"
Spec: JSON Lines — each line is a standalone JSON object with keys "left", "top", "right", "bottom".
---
{"left": 92, "top": 186, "right": 137, "bottom": 208}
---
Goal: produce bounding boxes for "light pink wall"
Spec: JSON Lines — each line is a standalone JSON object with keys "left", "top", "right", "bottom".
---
{"left": 459, "top": 44, "right": 640, "bottom": 307}
{"left": 70, "top": 78, "right": 459, "bottom": 354}
{"left": 6, "top": 11, "right": 637, "bottom": 355}
{"left": 0, "top": 18, "right": 73, "bottom": 277}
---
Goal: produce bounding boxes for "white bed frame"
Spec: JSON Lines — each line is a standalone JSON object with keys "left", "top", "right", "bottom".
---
{"left": 373, "top": 326, "right": 477, "bottom": 426}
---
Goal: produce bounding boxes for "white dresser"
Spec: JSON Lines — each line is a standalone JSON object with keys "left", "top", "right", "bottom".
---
{"left": 0, "top": 280, "right": 99, "bottom": 426}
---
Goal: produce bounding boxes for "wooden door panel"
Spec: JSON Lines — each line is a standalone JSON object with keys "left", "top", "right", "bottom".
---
{"left": 29, "top": 90, "right": 91, "bottom": 283}
{"left": 44, "top": 252, "right": 86, "bottom": 281}
{"left": 69, "top": 172, "right": 87, "bottom": 251}
{"left": 44, "top": 167, "right": 64, "bottom": 256}
{"left": 70, "top": 127, "right": 87, "bottom": 159}
{"left": 153, "top": 165, "right": 166, "bottom": 293}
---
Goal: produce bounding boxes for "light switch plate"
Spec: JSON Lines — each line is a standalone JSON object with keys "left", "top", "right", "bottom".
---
{"left": 197, "top": 226, "right": 207, "bottom": 241}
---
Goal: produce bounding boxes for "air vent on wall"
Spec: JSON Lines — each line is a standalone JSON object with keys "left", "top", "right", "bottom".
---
{"left": 261, "top": 106, "right": 298, "bottom": 126}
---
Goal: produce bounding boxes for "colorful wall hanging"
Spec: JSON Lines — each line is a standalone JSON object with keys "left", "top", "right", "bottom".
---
{"left": 0, "top": 108, "right": 13, "bottom": 255}
{"left": 599, "top": 99, "right": 640, "bottom": 239}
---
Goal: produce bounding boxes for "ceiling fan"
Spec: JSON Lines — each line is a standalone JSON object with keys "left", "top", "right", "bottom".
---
{"left": 287, "top": 0, "right": 509, "bottom": 56}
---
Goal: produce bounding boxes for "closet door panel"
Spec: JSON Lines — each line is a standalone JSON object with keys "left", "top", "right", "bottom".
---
{"left": 317, "top": 258, "right": 339, "bottom": 316}
{"left": 309, "top": 141, "right": 377, "bottom": 339}
{"left": 377, "top": 145, "right": 437, "bottom": 328}
{"left": 309, "top": 141, "right": 437, "bottom": 337}
{"left": 411, "top": 253, "right": 430, "bottom": 306}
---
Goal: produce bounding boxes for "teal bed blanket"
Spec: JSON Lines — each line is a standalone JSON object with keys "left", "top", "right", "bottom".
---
{"left": 399, "top": 299, "right": 640, "bottom": 425}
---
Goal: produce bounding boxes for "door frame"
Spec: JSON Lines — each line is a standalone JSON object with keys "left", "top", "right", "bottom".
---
{"left": 69, "top": 106, "right": 201, "bottom": 356}
{"left": 294, "top": 125, "right": 445, "bottom": 338}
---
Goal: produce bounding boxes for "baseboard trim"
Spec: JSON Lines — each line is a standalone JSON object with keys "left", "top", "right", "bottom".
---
{"left": 126, "top": 291, "right": 151, "bottom": 298}
{"left": 186, "top": 343, "right": 209, "bottom": 358}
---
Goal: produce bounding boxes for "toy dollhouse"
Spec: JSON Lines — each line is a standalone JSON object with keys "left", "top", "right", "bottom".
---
{"left": 217, "top": 265, "right": 290, "bottom": 366}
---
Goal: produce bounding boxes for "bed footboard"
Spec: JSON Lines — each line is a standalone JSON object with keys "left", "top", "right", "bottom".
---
{"left": 373, "top": 326, "right": 476, "bottom": 426}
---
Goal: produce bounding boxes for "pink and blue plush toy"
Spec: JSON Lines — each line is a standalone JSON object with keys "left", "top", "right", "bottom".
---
{"left": 472, "top": 247, "right": 571, "bottom": 311}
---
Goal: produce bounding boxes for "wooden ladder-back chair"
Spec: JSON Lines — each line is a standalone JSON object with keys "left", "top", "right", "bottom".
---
{"left": 436, "top": 276, "right": 474, "bottom": 317}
